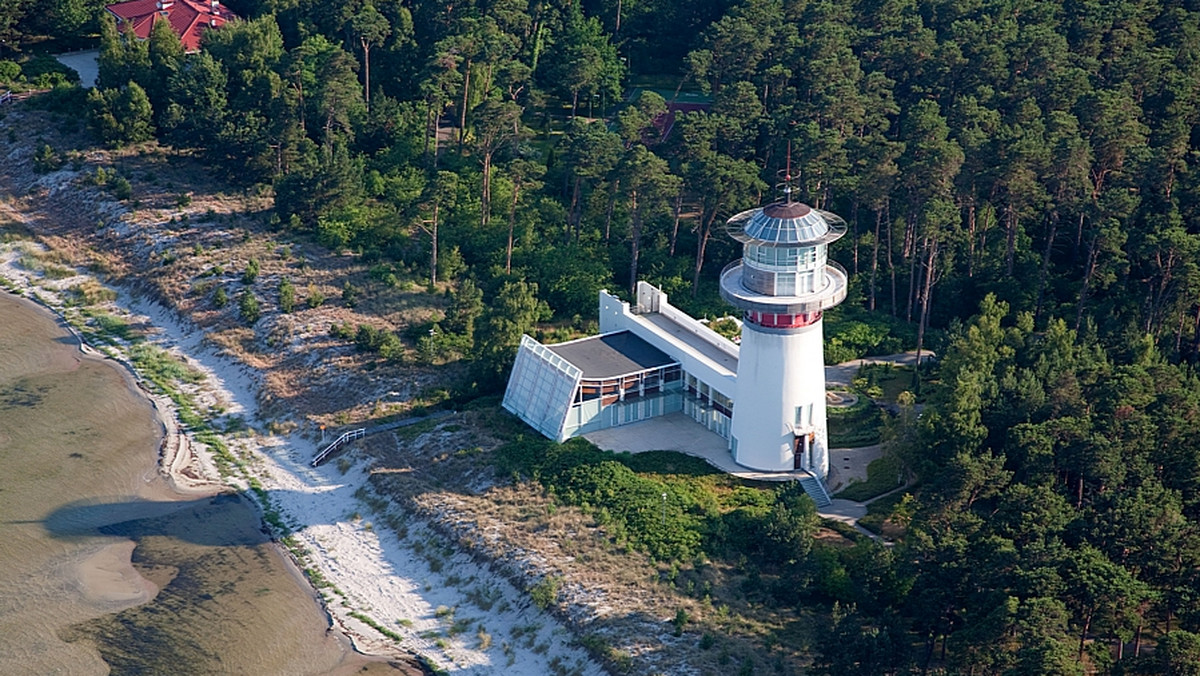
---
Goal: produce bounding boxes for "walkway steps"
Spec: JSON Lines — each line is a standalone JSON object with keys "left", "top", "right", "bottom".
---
{"left": 798, "top": 473, "right": 833, "bottom": 507}
{"left": 311, "top": 428, "right": 366, "bottom": 467}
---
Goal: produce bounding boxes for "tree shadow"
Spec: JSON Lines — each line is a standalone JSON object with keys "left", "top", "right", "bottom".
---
{"left": 30, "top": 490, "right": 311, "bottom": 548}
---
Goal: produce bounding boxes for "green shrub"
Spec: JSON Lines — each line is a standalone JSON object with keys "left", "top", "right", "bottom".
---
{"left": 33, "top": 144, "right": 61, "bottom": 173}
{"left": 369, "top": 263, "right": 399, "bottom": 287}
{"left": 87, "top": 166, "right": 111, "bottom": 186}
{"left": 329, "top": 321, "right": 354, "bottom": 340}
{"left": 708, "top": 317, "right": 740, "bottom": 341}
{"left": 305, "top": 283, "right": 325, "bottom": 308}
{"left": 108, "top": 175, "right": 132, "bottom": 200}
{"left": 21, "top": 55, "right": 79, "bottom": 87}
{"left": 213, "top": 286, "right": 229, "bottom": 308}
{"left": 278, "top": 277, "right": 295, "bottom": 313}
{"left": 355, "top": 324, "right": 384, "bottom": 351}
{"left": 827, "top": 399, "right": 883, "bottom": 447}
{"left": 87, "top": 82, "right": 154, "bottom": 148}
{"left": 529, "top": 575, "right": 561, "bottom": 610}
{"left": 28, "top": 83, "right": 88, "bottom": 113}
{"left": 0, "top": 60, "right": 19, "bottom": 83}
{"left": 351, "top": 323, "right": 403, "bottom": 360}
{"left": 242, "top": 258, "right": 260, "bottom": 284}
{"left": 824, "top": 313, "right": 910, "bottom": 364}
{"left": 93, "top": 313, "right": 136, "bottom": 341}
{"left": 129, "top": 343, "right": 203, "bottom": 384}
{"left": 672, "top": 608, "right": 690, "bottom": 636}
{"left": 238, "top": 290, "right": 261, "bottom": 324}
{"left": 342, "top": 280, "right": 360, "bottom": 307}
{"left": 494, "top": 438, "right": 704, "bottom": 560}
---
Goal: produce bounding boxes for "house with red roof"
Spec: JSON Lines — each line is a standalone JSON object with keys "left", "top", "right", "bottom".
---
{"left": 105, "top": 0, "right": 238, "bottom": 53}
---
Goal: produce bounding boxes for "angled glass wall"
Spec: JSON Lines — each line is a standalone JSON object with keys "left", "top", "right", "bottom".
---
{"left": 502, "top": 335, "right": 582, "bottom": 441}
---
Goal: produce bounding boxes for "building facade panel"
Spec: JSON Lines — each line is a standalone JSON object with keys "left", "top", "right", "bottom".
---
{"left": 502, "top": 335, "right": 582, "bottom": 441}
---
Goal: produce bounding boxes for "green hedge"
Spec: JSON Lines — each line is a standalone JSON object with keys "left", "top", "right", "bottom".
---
{"left": 494, "top": 437, "right": 818, "bottom": 563}
{"left": 834, "top": 455, "right": 904, "bottom": 502}
{"left": 827, "top": 400, "right": 883, "bottom": 448}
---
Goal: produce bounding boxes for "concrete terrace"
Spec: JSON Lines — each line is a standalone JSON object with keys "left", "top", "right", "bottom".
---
{"left": 584, "top": 412, "right": 798, "bottom": 481}
{"left": 583, "top": 413, "right": 888, "bottom": 540}
{"left": 582, "top": 352, "right": 933, "bottom": 482}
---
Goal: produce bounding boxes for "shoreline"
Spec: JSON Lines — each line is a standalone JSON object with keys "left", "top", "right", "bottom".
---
{"left": 0, "top": 205, "right": 604, "bottom": 674}
{"left": 0, "top": 275, "right": 426, "bottom": 672}
{"left": 1, "top": 278, "right": 227, "bottom": 498}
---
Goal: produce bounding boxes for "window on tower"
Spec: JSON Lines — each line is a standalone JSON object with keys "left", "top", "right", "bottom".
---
{"left": 775, "top": 272, "right": 796, "bottom": 295}
{"left": 795, "top": 403, "right": 813, "bottom": 428}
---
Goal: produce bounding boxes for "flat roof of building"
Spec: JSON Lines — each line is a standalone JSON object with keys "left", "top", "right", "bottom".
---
{"left": 546, "top": 331, "right": 677, "bottom": 379}
{"left": 641, "top": 312, "right": 739, "bottom": 376}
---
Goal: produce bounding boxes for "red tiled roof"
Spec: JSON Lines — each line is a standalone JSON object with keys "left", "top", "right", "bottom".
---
{"left": 105, "top": 0, "right": 237, "bottom": 53}
{"left": 652, "top": 102, "right": 710, "bottom": 143}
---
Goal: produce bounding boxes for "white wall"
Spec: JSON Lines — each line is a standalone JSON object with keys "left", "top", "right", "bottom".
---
{"left": 729, "top": 320, "right": 830, "bottom": 476}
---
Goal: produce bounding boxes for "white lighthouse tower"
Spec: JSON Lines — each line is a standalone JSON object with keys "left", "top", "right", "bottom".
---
{"left": 719, "top": 184, "right": 848, "bottom": 477}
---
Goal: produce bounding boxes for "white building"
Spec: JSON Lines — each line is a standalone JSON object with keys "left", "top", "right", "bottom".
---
{"left": 502, "top": 195, "right": 846, "bottom": 489}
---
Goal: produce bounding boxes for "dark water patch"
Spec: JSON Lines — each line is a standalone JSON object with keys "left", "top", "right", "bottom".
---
{"left": 39, "top": 492, "right": 268, "bottom": 548}
{"left": 0, "top": 379, "right": 49, "bottom": 407}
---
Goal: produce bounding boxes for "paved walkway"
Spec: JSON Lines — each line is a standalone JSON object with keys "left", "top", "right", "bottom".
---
{"left": 824, "top": 349, "right": 935, "bottom": 387}
{"left": 825, "top": 443, "right": 884, "bottom": 492}
{"left": 55, "top": 50, "right": 99, "bottom": 89}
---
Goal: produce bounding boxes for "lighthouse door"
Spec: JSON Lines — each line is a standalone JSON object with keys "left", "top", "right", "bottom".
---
{"left": 793, "top": 436, "right": 808, "bottom": 470}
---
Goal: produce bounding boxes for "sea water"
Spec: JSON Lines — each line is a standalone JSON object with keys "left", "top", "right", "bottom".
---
{"left": 0, "top": 292, "right": 397, "bottom": 675}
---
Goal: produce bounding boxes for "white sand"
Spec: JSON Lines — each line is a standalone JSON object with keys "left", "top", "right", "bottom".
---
{"left": 75, "top": 541, "right": 159, "bottom": 606}
{"left": 0, "top": 236, "right": 603, "bottom": 674}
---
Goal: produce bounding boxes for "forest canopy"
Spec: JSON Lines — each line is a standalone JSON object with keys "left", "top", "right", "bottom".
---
{"left": 11, "top": 0, "right": 1200, "bottom": 672}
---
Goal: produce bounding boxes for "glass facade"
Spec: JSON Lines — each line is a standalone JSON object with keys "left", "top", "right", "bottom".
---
{"left": 683, "top": 373, "right": 733, "bottom": 439}
{"left": 561, "top": 365, "right": 684, "bottom": 437}
{"left": 506, "top": 335, "right": 735, "bottom": 445}
{"left": 502, "top": 335, "right": 583, "bottom": 440}
{"left": 745, "top": 244, "right": 822, "bottom": 270}
{"left": 741, "top": 243, "right": 825, "bottom": 297}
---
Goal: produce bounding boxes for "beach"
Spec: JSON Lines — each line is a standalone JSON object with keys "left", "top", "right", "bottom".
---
{"left": 0, "top": 206, "right": 603, "bottom": 673}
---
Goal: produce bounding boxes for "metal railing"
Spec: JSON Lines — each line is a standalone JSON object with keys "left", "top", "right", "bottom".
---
{"left": 719, "top": 259, "right": 848, "bottom": 314}
{"left": 311, "top": 428, "right": 366, "bottom": 467}
{"left": 805, "top": 471, "right": 833, "bottom": 506}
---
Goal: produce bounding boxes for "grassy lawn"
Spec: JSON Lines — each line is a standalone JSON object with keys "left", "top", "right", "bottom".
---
{"left": 856, "top": 487, "right": 915, "bottom": 539}
{"left": 855, "top": 362, "right": 915, "bottom": 401}
{"left": 833, "top": 454, "right": 904, "bottom": 502}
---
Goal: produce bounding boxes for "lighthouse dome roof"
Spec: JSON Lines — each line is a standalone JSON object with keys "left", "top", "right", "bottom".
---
{"left": 725, "top": 201, "right": 847, "bottom": 246}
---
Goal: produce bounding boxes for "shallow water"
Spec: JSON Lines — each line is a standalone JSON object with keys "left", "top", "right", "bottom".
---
{"left": 0, "top": 292, "right": 395, "bottom": 675}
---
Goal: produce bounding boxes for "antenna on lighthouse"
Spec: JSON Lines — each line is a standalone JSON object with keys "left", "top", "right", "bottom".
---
{"left": 784, "top": 141, "right": 793, "bottom": 203}
{"left": 776, "top": 141, "right": 799, "bottom": 204}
